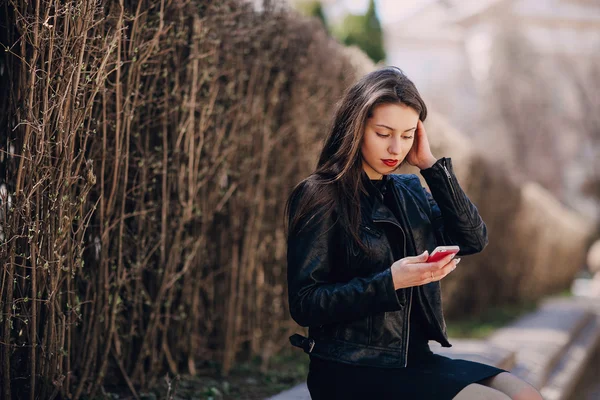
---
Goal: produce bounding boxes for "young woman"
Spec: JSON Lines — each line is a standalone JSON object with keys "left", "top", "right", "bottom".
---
{"left": 285, "top": 67, "right": 542, "bottom": 400}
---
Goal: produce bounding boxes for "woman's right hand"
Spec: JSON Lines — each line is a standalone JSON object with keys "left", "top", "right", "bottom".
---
{"left": 390, "top": 251, "right": 460, "bottom": 290}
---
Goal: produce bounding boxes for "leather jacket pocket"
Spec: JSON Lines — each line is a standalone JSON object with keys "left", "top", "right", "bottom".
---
{"left": 349, "top": 224, "right": 382, "bottom": 256}
{"left": 359, "top": 223, "right": 389, "bottom": 263}
{"left": 384, "top": 287, "right": 407, "bottom": 320}
{"left": 361, "top": 223, "right": 382, "bottom": 239}
{"left": 346, "top": 224, "right": 386, "bottom": 275}
{"left": 335, "top": 317, "right": 371, "bottom": 345}
{"left": 371, "top": 310, "right": 405, "bottom": 349}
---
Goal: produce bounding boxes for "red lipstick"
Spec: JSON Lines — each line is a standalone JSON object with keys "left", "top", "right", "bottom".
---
{"left": 382, "top": 159, "right": 398, "bottom": 167}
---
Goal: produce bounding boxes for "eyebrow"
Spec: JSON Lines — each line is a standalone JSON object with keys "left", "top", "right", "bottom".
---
{"left": 375, "top": 124, "right": 416, "bottom": 133}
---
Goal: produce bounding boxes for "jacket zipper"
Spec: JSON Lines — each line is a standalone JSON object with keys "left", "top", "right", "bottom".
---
{"left": 441, "top": 160, "right": 458, "bottom": 202}
{"left": 373, "top": 217, "right": 411, "bottom": 367}
{"left": 404, "top": 288, "right": 412, "bottom": 367}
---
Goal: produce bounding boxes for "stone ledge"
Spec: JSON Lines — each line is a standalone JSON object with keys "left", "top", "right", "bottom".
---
{"left": 541, "top": 315, "right": 600, "bottom": 400}
{"left": 488, "top": 301, "right": 593, "bottom": 389}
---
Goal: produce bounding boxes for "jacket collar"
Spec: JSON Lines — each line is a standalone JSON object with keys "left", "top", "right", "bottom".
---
{"left": 360, "top": 172, "right": 400, "bottom": 225}
{"left": 360, "top": 170, "right": 391, "bottom": 200}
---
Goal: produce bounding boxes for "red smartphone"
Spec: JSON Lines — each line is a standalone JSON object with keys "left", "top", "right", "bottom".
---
{"left": 426, "top": 246, "right": 460, "bottom": 263}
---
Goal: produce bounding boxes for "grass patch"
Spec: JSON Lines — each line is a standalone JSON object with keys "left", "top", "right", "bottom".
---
{"left": 102, "top": 350, "right": 311, "bottom": 400}
{"left": 446, "top": 301, "right": 539, "bottom": 339}
{"left": 99, "top": 349, "right": 308, "bottom": 400}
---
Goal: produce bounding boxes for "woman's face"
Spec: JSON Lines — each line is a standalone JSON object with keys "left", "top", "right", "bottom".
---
{"left": 361, "top": 102, "right": 418, "bottom": 180}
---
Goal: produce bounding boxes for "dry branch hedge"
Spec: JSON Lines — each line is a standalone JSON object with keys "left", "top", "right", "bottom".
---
{"left": 0, "top": 0, "right": 357, "bottom": 398}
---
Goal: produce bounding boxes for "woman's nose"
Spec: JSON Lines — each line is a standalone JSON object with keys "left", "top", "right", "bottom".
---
{"left": 388, "top": 138, "right": 401, "bottom": 155}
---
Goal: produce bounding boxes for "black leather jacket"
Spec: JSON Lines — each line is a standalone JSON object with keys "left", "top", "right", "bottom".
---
{"left": 287, "top": 158, "right": 488, "bottom": 368}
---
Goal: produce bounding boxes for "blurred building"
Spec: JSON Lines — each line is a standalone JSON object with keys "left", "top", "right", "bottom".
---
{"left": 381, "top": 0, "right": 600, "bottom": 220}
{"left": 383, "top": 0, "right": 600, "bottom": 125}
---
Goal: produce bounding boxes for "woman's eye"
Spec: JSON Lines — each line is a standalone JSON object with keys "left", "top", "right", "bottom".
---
{"left": 376, "top": 132, "right": 390, "bottom": 138}
{"left": 403, "top": 136, "right": 413, "bottom": 140}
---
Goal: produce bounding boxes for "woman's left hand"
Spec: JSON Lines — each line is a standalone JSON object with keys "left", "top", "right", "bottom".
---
{"left": 405, "top": 120, "right": 438, "bottom": 170}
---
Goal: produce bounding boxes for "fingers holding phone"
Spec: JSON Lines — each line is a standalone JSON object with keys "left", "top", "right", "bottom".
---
{"left": 425, "top": 253, "right": 461, "bottom": 283}
{"left": 391, "top": 247, "right": 461, "bottom": 289}
{"left": 425, "top": 246, "right": 461, "bottom": 281}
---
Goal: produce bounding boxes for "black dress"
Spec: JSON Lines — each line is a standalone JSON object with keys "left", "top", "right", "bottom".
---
{"left": 306, "top": 179, "right": 505, "bottom": 400}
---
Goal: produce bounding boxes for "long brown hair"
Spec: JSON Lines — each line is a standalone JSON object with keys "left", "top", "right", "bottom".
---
{"left": 286, "top": 67, "right": 428, "bottom": 251}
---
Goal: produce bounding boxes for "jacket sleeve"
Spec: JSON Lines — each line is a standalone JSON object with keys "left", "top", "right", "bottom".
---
{"left": 287, "top": 185, "right": 403, "bottom": 328}
{"left": 419, "top": 157, "right": 488, "bottom": 255}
